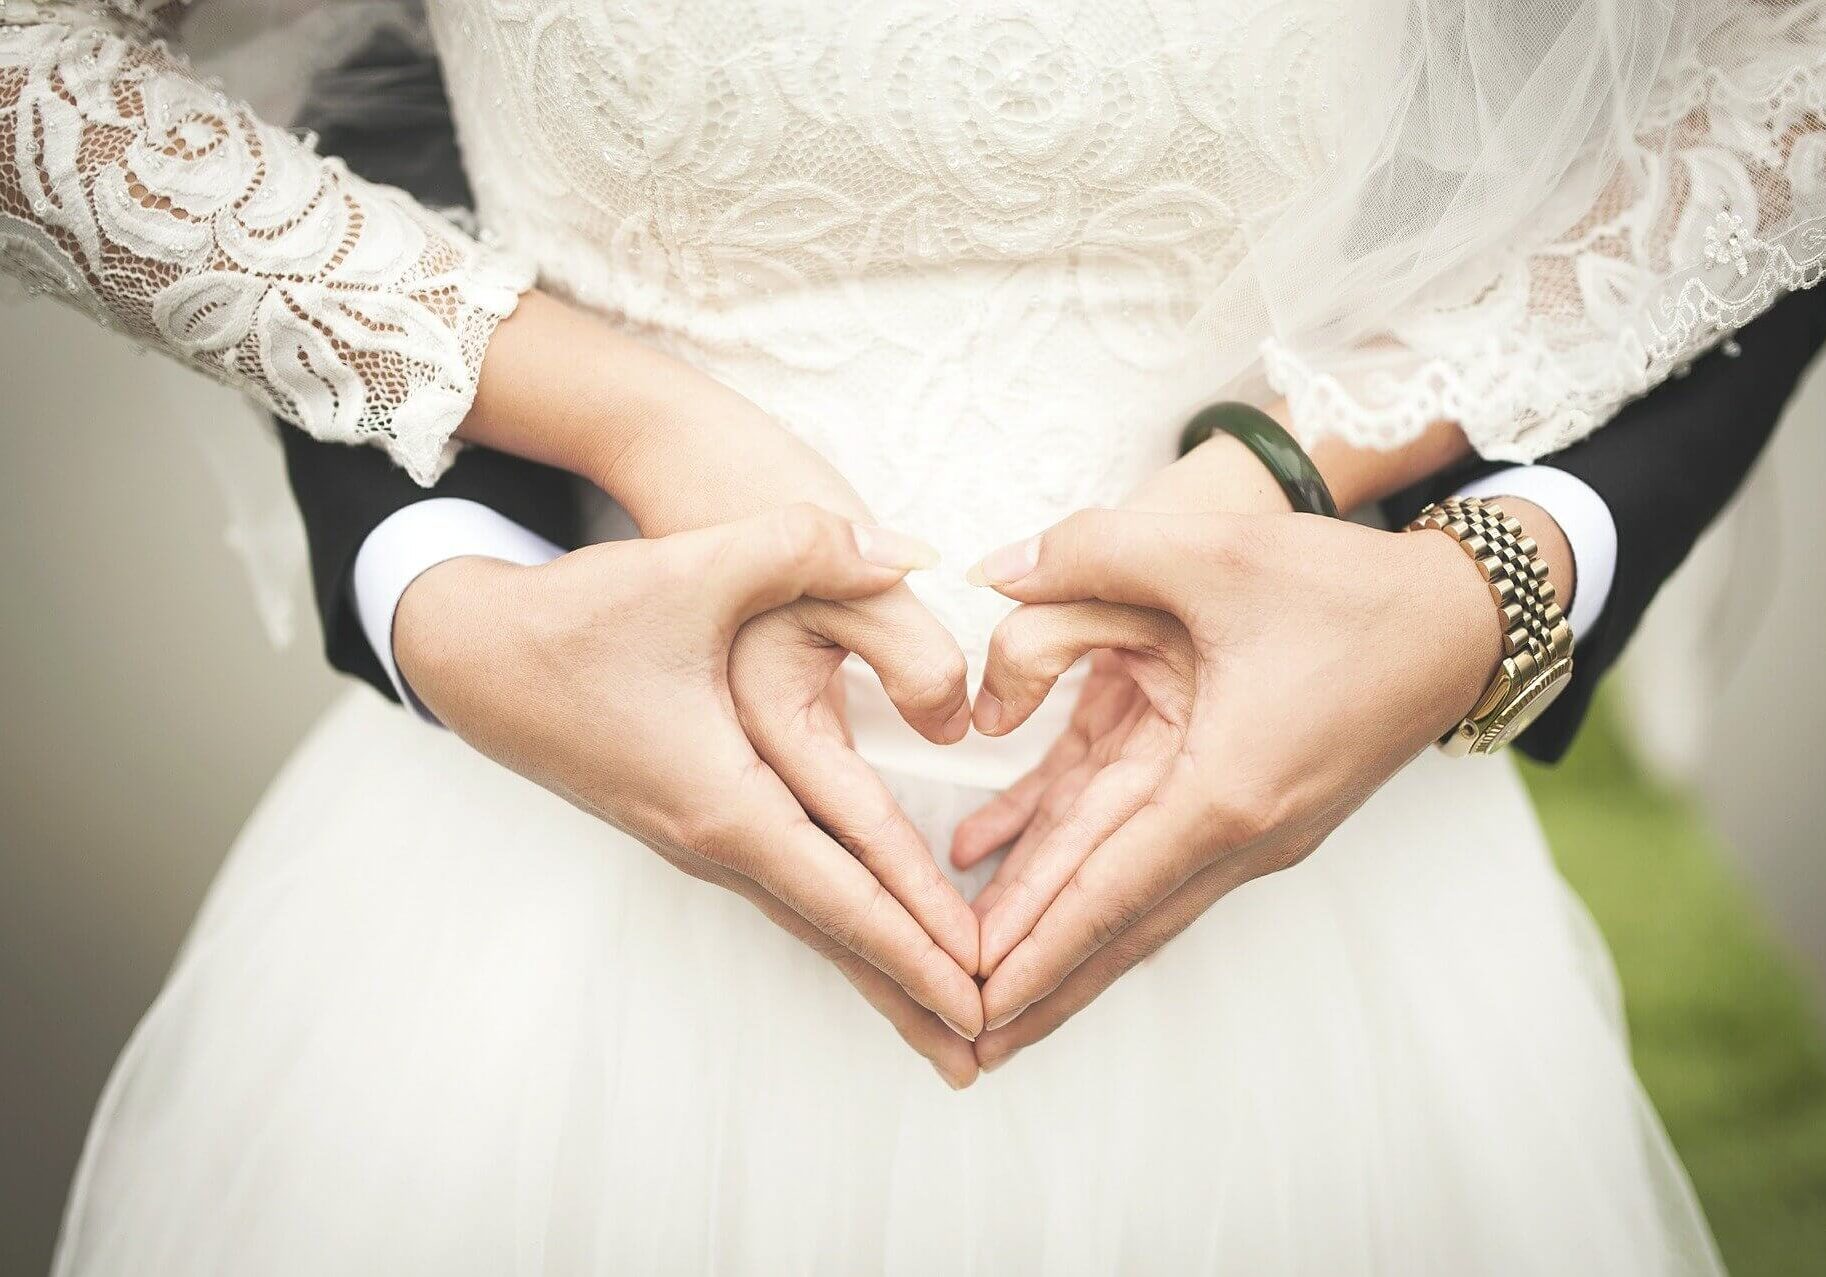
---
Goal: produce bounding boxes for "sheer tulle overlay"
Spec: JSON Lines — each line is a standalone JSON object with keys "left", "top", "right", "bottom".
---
{"left": 56, "top": 692, "right": 1719, "bottom": 1276}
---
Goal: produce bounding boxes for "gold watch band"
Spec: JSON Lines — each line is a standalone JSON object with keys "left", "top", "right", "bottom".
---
{"left": 1408, "top": 497, "right": 1575, "bottom": 755}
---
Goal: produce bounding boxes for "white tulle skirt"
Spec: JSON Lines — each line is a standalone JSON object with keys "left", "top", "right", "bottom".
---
{"left": 55, "top": 688, "right": 1721, "bottom": 1275}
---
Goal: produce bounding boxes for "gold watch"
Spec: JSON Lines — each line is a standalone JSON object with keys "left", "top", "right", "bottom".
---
{"left": 1407, "top": 497, "right": 1575, "bottom": 756}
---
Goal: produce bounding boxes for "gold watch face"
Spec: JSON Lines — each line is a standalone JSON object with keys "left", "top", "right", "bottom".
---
{"left": 1477, "top": 657, "right": 1574, "bottom": 753}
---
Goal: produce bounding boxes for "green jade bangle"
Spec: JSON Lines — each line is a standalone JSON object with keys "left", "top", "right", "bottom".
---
{"left": 1176, "top": 402, "right": 1340, "bottom": 519}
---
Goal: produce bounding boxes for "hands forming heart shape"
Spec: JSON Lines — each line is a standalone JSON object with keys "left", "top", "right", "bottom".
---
{"left": 716, "top": 498, "right": 1499, "bottom": 1087}
{"left": 406, "top": 369, "right": 1514, "bottom": 1090}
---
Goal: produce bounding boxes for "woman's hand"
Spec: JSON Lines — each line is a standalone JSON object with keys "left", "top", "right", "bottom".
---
{"left": 454, "top": 292, "right": 983, "bottom": 1042}
{"left": 957, "top": 507, "right": 1509, "bottom": 1070}
{"left": 395, "top": 505, "right": 986, "bottom": 1085}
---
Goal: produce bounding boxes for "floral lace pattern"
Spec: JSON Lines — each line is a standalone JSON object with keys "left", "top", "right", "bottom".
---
{"left": 0, "top": 1, "right": 533, "bottom": 483}
{"left": 432, "top": 0, "right": 1358, "bottom": 656}
{"left": 3, "top": 0, "right": 1824, "bottom": 600}
{"left": 1263, "top": 2, "right": 1826, "bottom": 461}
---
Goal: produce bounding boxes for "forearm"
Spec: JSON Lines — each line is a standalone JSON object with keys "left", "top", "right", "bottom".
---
{"left": 459, "top": 291, "right": 870, "bottom": 534}
{"left": 0, "top": 16, "right": 528, "bottom": 484}
{"left": 1308, "top": 416, "right": 1472, "bottom": 512}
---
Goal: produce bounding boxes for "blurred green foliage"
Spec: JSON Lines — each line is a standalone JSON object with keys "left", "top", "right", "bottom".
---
{"left": 1522, "top": 702, "right": 1826, "bottom": 1275}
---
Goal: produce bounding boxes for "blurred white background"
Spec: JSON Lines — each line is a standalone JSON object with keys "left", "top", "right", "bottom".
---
{"left": 3, "top": 294, "right": 1824, "bottom": 1272}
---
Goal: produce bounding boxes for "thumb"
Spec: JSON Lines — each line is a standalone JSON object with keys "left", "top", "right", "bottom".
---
{"left": 965, "top": 508, "right": 1205, "bottom": 614}
{"left": 803, "top": 588, "right": 972, "bottom": 744}
{"left": 668, "top": 503, "right": 939, "bottom": 625}
{"left": 976, "top": 601, "right": 1179, "bottom": 736}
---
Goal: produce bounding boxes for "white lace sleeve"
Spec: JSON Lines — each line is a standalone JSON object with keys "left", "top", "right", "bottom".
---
{"left": 1263, "top": 2, "right": 1826, "bottom": 463}
{"left": 0, "top": 1, "right": 534, "bottom": 484}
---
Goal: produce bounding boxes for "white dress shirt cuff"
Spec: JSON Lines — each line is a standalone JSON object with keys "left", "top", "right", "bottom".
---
{"left": 1450, "top": 466, "right": 1616, "bottom": 639}
{"left": 352, "top": 498, "right": 565, "bottom": 724}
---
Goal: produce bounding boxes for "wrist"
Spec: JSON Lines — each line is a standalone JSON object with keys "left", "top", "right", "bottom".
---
{"left": 393, "top": 555, "right": 537, "bottom": 721}
{"left": 1481, "top": 496, "right": 1576, "bottom": 615}
{"left": 1126, "top": 434, "right": 1294, "bottom": 516}
{"left": 1399, "top": 528, "right": 1509, "bottom": 737}
{"left": 461, "top": 291, "right": 687, "bottom": 490}
{"left": 1268, "top": 399, "right": 1471, "bottom": 512}
{"left": 1401, "top": 496, "right": 1577, "bottom": 754}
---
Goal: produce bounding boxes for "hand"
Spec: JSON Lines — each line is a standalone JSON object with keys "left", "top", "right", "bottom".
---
{"left": 395, "top": 505, "right": 986, "bottom": 1085}
{"left": 957, "top": 506, "right": 1509, "bottom": 1070}
{"left": 460, "top": 300, "right": 983, "bottom": 1068}
{"left": 951, "top": 434, "right": 1295, "bottom": 982}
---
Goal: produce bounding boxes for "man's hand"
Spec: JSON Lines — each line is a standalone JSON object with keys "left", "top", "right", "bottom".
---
{"left": 957, "top": 507, "right": 1510, "bottom": 1071}
{"left": 395, "top": 505, "right": 986, "bottom": 1085}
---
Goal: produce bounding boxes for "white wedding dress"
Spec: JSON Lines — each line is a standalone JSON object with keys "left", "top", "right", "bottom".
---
{"left": 10, "top": 1, "right": 1826, "bottom": 1272}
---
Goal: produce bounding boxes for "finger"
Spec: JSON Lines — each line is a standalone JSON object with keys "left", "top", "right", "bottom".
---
{"left": 978, "top": 740, "right": 1171, "bottom": 977}
{"left": 949, "top": 727, "right": 1088, "bottom": 870}
{"left": 971, "top": 759, "right": 1092, "bottom": 917}
{"left": 667, "top": 503, "right": 938, "bottom": 625}
{"left": 975, "top": 602, "right": 1176, "bottom": 736}
{"left": 967, "top": 508, "right": 1214, "bottom": 613}
{"left": 717, "top": 774, "right": 985, "bottom": 1037}
{"left": 971, "top": 676, "right": 1145, "bottom": 903}
{"left": 752, "top": 720, "right": 979, "bottom": 974}
{"left": 980, "top": 770, "right": 1213, "bottom": 1030}
{"left": 953, "top": 662, "right": 1138, "bottom": 870}
{"left": 975, "top": 859, "right": 1236, "bottom": 1073}
{"left": 721, "top": 872, "right": 979, "bottom": 1089}
{"left": 809, "top": 588, "right": 972, "bottom": 743}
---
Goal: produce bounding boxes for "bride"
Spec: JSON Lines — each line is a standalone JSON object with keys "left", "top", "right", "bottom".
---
{"left": 6, "top": 0, "right": 1822, "bottom": 1271}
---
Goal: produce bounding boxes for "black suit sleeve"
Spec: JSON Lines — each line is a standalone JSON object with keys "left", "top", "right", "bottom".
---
{"left": 1391, "top": 283, "right": 1826, "bottom": 764}
{"left": 278, "top": 29, "right": 582, "bottom": 702}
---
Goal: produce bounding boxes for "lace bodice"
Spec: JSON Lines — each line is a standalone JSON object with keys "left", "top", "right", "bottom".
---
{"left": 4, "top": 0, "right": 1826, "bottom": 657}
{"left": 427, "top": 0, "right": 1826, "bottom": 655}
{"left": 424, "top": 0, "right": 1362, "bottom": 651}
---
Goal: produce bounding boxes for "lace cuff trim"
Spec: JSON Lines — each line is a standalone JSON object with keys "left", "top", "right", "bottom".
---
{"left": 0, "top": 11, "right": 536, "bottom": 484}
{"left": 1264, "top": 21, "right": 1826, "bottom": 462}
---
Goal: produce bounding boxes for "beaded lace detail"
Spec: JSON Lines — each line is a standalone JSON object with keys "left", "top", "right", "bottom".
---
{"left": 0, "top": 0, "right": 533, "bottom": 483}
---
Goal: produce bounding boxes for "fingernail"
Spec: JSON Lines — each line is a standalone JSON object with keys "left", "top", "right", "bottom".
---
{"left": 852, "top": 524, "right": 940, "bottom": 571}
{"left": 981, "top": 1050, "right": 1020, "bottom": 1073}
{"left": 972, "top": 690, "right": 1003, "bottom": 735}
{"left": 985, "top": 1005, "right": 1028, "bottom": 1032}
{"left": 942, "top": 700, "right": 972, "bottom": 741}
{"left": 939, "top": 1015, "right": 978, "bottom": 1042}
{"left": 965, "top": 535, "right": 1040, "bottom": 587}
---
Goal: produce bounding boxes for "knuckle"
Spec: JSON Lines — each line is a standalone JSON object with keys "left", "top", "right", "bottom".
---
{"left": 988, "top": 611, "right": 1048, "bottom": 676}
{"left": 773, "top": 502, "right": 835, "bottom": 565}
{"left": 831, "top": 804, "right": 903, "bottom": 865}
{"left": 819, "top": 877, "right": 890, "bottom": 957}
{"left": 899, "top": 646, "right": 968, "bottom": 714}
{"left": 674, "top": 780, "right": 770, "bottom": 873}
{"left": 675, "top": 806, "right": 743, "bottom": 867}
{"left": 1201, "top": 781, "right": 1282, "bottom": 849}
{"left": 1058, "top": 506, "right": 1113, "bottom": 544}
{"left": 1085, "top": 904, "right": 1130, "bottom": 951}
{"left": 1069, "top": 865, "right": 1147, "bottom": 949}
